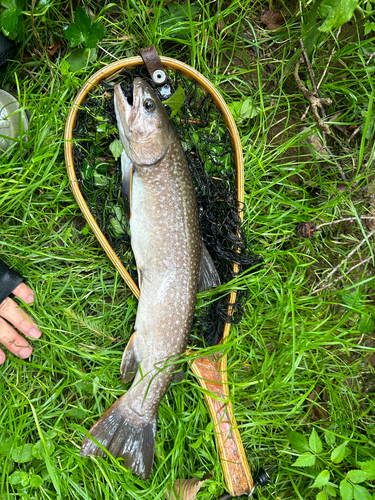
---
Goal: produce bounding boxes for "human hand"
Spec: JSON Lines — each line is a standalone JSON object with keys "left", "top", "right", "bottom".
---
{"left": 0, "top": 283, "right": 42, "bottom": 364}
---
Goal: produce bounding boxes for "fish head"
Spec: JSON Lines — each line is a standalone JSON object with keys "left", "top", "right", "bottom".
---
{"left": 114, "top": 78, "right": 175, "bottom": 166}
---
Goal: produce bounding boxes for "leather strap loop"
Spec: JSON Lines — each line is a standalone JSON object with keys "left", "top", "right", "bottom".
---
{"left": 140, "top": 45, "right": 167, "bottom": 85}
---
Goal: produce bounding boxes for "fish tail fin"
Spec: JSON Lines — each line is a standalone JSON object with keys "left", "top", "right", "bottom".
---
{"left": 80, "top": 395, "right": 157, "bottom": 480}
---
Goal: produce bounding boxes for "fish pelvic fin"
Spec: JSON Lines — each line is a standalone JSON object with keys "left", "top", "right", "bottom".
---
{"left": 120, "top": 332, "right": 138, "bottom": 383}
{"left": 198, "top": 242, "right": 221, "bottom": 293}
{"left": 80, "top": 396, "right": 157, "bottom": 480}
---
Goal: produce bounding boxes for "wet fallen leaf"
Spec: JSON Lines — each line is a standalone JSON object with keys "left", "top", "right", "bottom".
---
{"left": 307, "top": 387, "right": 329, "bottom": 421}
{"left": 47, "top": 40, "right": 63, "bottom": 58}
{"left": 217, "top": 18, "right": 225, "bottom": 32}
{"left": 296, "top": 221, "right": 316, "bottom": 239}
{"left": 305, "top": 131, "right": 329, "bottom": 158}
{"left": 368, "top": 352, "right": 375, "bottom": 368}
{"left": 165, "top": 476, "right": 209, "bottom": 500}
{"left": 261, "top": 10, "right": 285, "bottom": 30}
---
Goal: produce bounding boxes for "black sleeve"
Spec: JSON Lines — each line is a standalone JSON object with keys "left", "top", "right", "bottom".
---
{"left": 0, "top": 260, "right": 24, "bottom": 303}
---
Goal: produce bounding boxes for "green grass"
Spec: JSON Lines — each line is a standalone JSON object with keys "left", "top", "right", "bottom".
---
{"left": 1, "top": 0, "right": 375, "bottom": 499}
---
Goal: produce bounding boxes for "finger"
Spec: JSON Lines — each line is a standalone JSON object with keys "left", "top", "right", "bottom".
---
{"left": 0, "top": 297, "right": 42, "bottom": 339}
{"left": 0, "top": 348, "right": 5, "bottom": 364}
{"left": 11, "top": 282, "right": 35, "bottom": 304}
{"left": 0, "top": 317, "right": 33, "bottom": 359}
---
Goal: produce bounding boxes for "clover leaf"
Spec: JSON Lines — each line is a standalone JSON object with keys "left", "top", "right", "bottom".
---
{"left": 64, "top": 6, "right": 105, "bottom": 48}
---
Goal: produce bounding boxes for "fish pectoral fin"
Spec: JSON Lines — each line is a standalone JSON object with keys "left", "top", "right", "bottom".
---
{"left": 120, "top": 332, "right": 138, "bottom": 383}
{"left": 121, "top": 150, "right": 133, "bottom": 220}
{"left": 198, "top": 242, "right": 221, "bottom": 293}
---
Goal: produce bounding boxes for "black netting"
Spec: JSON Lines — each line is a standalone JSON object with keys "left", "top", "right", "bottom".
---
{"left": 72, "top": 66, "right": 261, "bottom": 346}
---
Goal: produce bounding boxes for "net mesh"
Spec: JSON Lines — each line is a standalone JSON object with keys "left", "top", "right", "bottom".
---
{"left": 72, "top": 66, "right": 261, "bottom": 346}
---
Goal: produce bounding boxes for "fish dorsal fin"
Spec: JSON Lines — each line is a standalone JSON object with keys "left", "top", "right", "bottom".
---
{"left": 121, "top": 149, "right": 133, "bottom": 220}
{"left": 198, "top": 243, "right": 221, "bottom": 293}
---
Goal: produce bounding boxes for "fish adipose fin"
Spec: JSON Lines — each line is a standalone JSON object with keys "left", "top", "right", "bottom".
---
{"left": 80, "top": 397, "right": 157, "bottom": 480}
{"left": 198, "top": 243, "right": 221, "bottom": 292}
{"left": 121, "top": 149, "right": 133, "bottom": 220}
{"left": 120, "top": 332, "right": 138, "bottom": 383}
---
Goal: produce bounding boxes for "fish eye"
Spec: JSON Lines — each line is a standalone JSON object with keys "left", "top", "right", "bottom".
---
{"left": 143, "top": 99, "right": 156, "bottom": 113}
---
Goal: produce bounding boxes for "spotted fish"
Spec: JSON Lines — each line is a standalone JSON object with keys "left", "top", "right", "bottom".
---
{"left": 80, "top": 77, "right": 220, "bottom": 479}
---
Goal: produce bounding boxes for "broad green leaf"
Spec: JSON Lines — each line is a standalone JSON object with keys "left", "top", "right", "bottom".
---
{"left": 60, "top": 59, "right": 70, "bottom": 76}
{"left": 316, "top": 491, "right": 326, "bottom": 500}
{"left": 302, "top": 0, "right": 323, "bottom": 58}
{"left": 0, "top": 435, "right": 13, "bottom": 454}
{"left": 9, "top": 470, "right": 29, "bottom": 486}
{"left": 319, "top": 0, "right": 359, "bottom": 32}
{"left": 324, "top": 430, "right": 336, "bottom": 447}
{"left": 64, "top": 23, "right": 85, "bottom": 47}
{"left": 30, "top": 474, "right": 43, "bottom": 488}
{"left": 365, "top": 21, "right": 375, "bottom": 35}
{"left": 73, "top": 5, "right": 91, "bottom": 35}
{"left": 93, "top": 376, "right": 100, "bottom": 396}
{"left": 340, "top": 480, "right": 354, "bottom": 500}
{"left": 109, "top": 139, "right": 123, "bottom": 161}
{"left": 229, "top": 97, "right": 260, "bottom": 122}
{"left": 66, "top": 47, "right": 98, "bottom": 73}
{"left": 11, "top": 443, "right": 33, "bottom": 463}
{"left": 339, "top": 291, "right": 362, "bottom": 309}
{"left": 240, "top": 97, "right": 260, "bottom": 120}
{"left": 109, "top": 206, "right": 126, "bottom": 235}
{"left": 0, "top": 459, "right": 14, "bottom": 475}
{"left": 361, "top": 106, "right": 375, "bottom": 141}
{"left": 0, "top": 0, "right": 22, "bottom": 33}
{"left": 67, "top": 48, "right": 87, "bottom": 73}
{"left": 158, "top": 3, "right": 200, "bottom": 40}
{"left": 32, "top": 440, "right": 55, "bottom": 460}
{"left": 287, "top": 430, "right": 310, "bottom": 452}
{"left": 326, "top": 483, "right": 337, "bottom": 497}
{"left": 86, "top": 47, "right": 97, "bottom": 63}
{"left": 353, "top": 485, "right": 372, "bottom": 500}
{"left": 163, "top": 86, "right": 185, "bottom": 118}
{"left": 189, "top": 435, "right": 202, "bottom": 449}
{"left": 292, "top": 452, "right": 316, "bottom": 467}
{"left": 312, "top": 470, "right": 330, "bottom": 488}
{"left": 208, "top": 481, "right": 222, "bottom": 496}
{"left": 347, "top": 470, "right": 369, "bottom": 484}
{"left": 85, "top": 22, "right": 105, "bottom": 49}
{"left": 65, "top": 408, "right": 87, "bottom": 419}
{"left": 331, "top": 441, "right": 348, "bottom": 464}
{"left": 46, "top": 430, "right": 57, "bottom": 440}
{"left": 361, "top": 460, "right": 375, "bottom": 480}
{"left": 309, "top": 429, "right": 323, "bottom": 454}
{"left": 359, "top": 314, "right": 374, "bottom": 334}
{"left": 93, "top": 172, "right": 107, "bottom": 186}
{"left": 64, "top": 6, "right": 105, "bottom": 48}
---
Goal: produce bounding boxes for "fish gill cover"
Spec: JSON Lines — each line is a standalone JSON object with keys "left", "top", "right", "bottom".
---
{"left": 72, "top": 66, "right": 261, "bottom": 346}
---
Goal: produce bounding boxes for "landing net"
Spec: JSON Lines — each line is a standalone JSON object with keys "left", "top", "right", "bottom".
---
{"left": 72, "top": 66, "right": 261, "bottom": 346}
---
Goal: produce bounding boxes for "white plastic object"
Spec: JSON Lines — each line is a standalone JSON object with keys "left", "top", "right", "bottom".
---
{"left": 0, "top": 89, "right": 29, "bottom": 151}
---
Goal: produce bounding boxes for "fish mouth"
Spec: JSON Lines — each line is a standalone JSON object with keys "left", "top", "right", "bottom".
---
{"left": 114, "top": 84, "right": 133, "bottom": 129}
{"left": 114, "top": 78, "right": 148, "bottom": 131}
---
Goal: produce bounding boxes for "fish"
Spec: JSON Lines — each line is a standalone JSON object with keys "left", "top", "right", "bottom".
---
{"left": 80, "top": 77, "right": 220, "bottom": 479}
